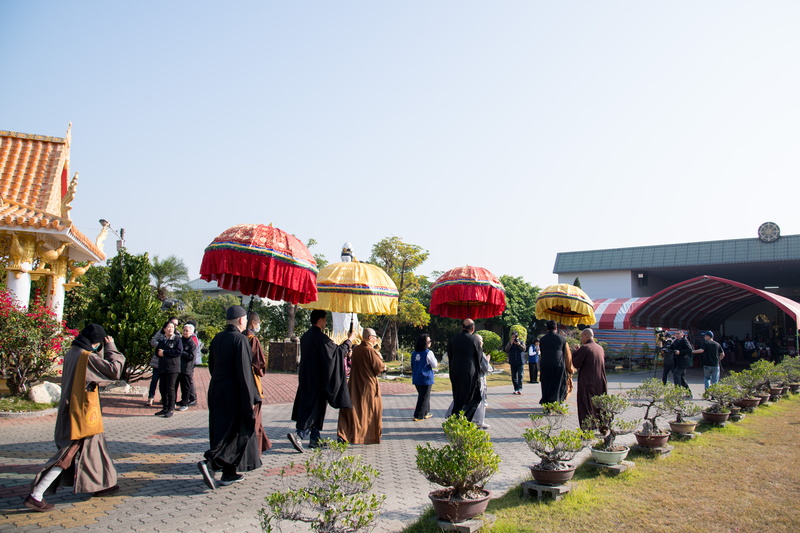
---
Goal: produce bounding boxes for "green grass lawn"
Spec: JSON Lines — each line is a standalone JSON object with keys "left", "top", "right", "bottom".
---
{"left": 0, "top": 396, "right": 57, "bottom": 412}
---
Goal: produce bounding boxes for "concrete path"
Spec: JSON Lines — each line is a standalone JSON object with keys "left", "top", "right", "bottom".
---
{"left": 0, "top": 368, "right": 712, "bottom": 533}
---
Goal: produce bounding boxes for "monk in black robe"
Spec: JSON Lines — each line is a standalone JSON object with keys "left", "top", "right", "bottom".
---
{"left": 571, "top": 328, "right": 607, "bottom": 428}
{"left": 539, "top": 320, "right": 574, "bottom": 405}
{"left": 447, "top": 319, "right": 483, "bottom": 422}
{"left": 198, "top": 306, "right": 262, "bottom": 490}
{"left": 288, "top": 309, "right": 355, "bottom": 452}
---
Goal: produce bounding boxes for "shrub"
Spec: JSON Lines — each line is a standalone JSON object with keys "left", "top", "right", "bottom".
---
{"left": 475, "top": 330, "right": 501, "bottom": 353}
{"left": 416, "top": 413, "right": 501, "bottom": 500}
{"left": 259, "top": 439, "right": 385, "bottom": 533}
{"left": 488, "top": 350, "right": 507, "bottom": 364}
{"left": 0, "top": 289, "right": 74, "bottom": 396}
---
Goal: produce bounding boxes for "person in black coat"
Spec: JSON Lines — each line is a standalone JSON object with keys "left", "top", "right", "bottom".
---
{"left": 154, "top": 321, "right": 183, "bottom": 418}
{"left": 197, "top": 306, "right": 262, "bottom": 490}
{"left": 288, "top": 309, "right": 355, "bottom": 452}
{"left": 539, "top": 321, "right": 571, "bottom": 404}
{"left": 176, "top": 323, "right": 201, "bottom": 410}
{"left": 447, "top": 319, "right": 483, "bottom": 421}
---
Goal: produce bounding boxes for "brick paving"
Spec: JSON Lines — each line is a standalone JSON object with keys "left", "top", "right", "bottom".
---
{"left": 0, "top": 369, "right": 709, "bottom": 532}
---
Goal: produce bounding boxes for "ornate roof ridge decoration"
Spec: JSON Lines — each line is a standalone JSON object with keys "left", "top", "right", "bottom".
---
{"left": 0, "top": 194, "right": 70, "bottom": 230}
{"left": 0, "top": 131, "right": 66, "bottom": 143}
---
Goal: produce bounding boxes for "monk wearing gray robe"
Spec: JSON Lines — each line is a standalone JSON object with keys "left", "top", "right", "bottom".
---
{"left": 25, "top": 324, "right": 125, "bottom": 512}
{"left": 337, "top": 329, "right": 386, "bottom": 444}
{"left": 571, "top": 328, "right": 608, "bottom": 429}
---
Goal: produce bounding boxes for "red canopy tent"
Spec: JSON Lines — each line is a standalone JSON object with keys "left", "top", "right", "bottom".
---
{"left": 629, "top": 276, "right": 800, "bottom": 333}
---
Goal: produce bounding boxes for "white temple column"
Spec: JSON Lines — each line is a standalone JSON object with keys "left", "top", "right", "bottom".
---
{"left": 6, "top": 263, "right": 32, "bottom": 309}
{"left": 47, "top": 274, "right": 66, "bottom": 321}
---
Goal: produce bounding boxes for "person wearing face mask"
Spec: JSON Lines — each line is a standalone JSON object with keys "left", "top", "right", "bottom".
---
{"left": 24, "top": 324, "right": 125, "bottom": 512}
{"left": 244, "top": 311, "right": 271, "bottom": 454}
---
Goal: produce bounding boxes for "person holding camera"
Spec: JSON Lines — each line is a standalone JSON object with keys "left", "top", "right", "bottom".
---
{"left": 504, "top": 332, "right": 526, "bottom": 395}
{"left": 670, "top": 330, "right": 694, "bottom": 396}
{"left": 660, "top": 335, "right": 675, "bottom": 385}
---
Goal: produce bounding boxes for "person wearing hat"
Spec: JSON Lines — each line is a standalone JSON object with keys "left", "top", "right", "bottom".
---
{"left": 693, "top": 331, "right": 725, "bottom": 390}
{"left": 198, "top": 305, "right": 263, "bottom": 490}
{"left": 24, "top": 325, "right": 125, "bottom": 512}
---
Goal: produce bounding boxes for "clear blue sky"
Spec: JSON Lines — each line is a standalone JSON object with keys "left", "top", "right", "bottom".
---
{"left": 2, "top": 1, "right": 798, "bottom": 290}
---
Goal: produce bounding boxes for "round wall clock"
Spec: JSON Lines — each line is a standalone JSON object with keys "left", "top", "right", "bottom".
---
{"left": 757, "top": 222, "right": 780, "bottom": 243}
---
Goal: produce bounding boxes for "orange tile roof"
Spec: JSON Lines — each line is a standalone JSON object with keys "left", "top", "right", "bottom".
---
{"left": 0, "top": 128, "right": 105, "bottom": 262}
{"left": 0, "top": 131, "right": 66, "bottom": 215}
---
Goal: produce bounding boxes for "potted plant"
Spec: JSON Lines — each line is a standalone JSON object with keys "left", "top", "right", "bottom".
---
{"left": 627, "top": 379, "right": 679, "bottom": 447}
{"left": 663, "top": 393, "right": 702, "bottom": 435}
{"left": 701, "top": 382, "right": 739, "bottom": 424}
{"left": 524, "top": 402, "right": 594, "bottom": 485}
{"left": 584, "top": 394, "right": 639, "bottom": 465}
{"left": 780, "top": 358, "right": 800, "bottom": 393}
{"left": 416, "top": 414, "right": 501, "bottom": 523}
{"left": 730, "top": 368, "right": 765, "bottom": 411}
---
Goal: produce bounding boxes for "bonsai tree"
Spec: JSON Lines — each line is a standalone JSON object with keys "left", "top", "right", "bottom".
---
{"left": 702, "top": 382, "right": 739, "bottom": 413}
{"left": 524, "top": 402, "right": 594, "bottom": 470}
{"left": 663, "top": 392, "right": 702, "bottom": 423}
{"left": 416, "top": 414, "right": 501, "bottom": 500}
{"left": 779, "top": 358, "right": 800, "bottom": 385}
{"left": 259, "top": 439, "right": 385, "bottom": 533}
{"left": 627, "top": 379, "right": 682, "bottom": 435}
{"left": 584, "top": 394, "right": 639, "bottom": 451}
{"left": 748, "top": 360, "right": 776, "bottom": 394}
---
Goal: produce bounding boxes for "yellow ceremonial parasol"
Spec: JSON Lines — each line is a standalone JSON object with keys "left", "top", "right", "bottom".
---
{"left": 535, "top": 284, "right": 596, "bottom": 326}
{"left": 301, "top": 260, "right": 399, "bottom": 315}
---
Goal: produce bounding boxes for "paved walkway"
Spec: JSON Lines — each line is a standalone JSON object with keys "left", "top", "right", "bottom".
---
{"left": 0, "top": 368, "right": 712, "bottom": 533}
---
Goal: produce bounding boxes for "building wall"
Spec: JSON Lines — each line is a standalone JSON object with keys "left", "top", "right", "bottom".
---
{"left": 557, "top": 270, "right": 633, "bottom": 299}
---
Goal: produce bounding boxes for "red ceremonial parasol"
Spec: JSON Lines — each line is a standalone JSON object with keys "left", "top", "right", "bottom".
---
{"left": 199, "top": 223, "right": 318, "bottom": 304}
{"left": 429, "top": 265, "right": 506, "bottom": 319}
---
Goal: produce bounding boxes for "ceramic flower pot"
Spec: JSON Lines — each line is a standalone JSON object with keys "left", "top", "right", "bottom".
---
{"left": 529, "top": 464, "right": 576, "bottom": 486}
{"left": 428, "top": 489, "right": 491, "bottom": 523}
{"left": 634, "top": 432, "right": 670, "bottom": 448}
{"left": 734, "top": 398, "right": 760, "bottom": 409}
{"left": 590, "top": 446, "right": 630, "bottom": 465}
{"left": 789, "top": 383, "right": 800, "bottom": 393}
{"left": 668, "top": 421, "right": 698, "bottom": 435}
{"left": 701, "top": 411, "right": 730, "bottom": 424}
{"left": 757, "top": 393, "right": 770, "bottom": 404}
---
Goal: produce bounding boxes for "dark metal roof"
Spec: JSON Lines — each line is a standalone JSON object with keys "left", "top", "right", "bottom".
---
{"left": 553, "top": 234, "right": 800, "bottom": 273}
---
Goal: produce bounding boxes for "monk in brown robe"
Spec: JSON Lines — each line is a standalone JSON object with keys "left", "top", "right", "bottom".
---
{"left": 337, "top": 328, "right": 386, "bottom": 444}
{"left": 245, "top": 312, "right": 271, "bottom": 454}
{"left": 571, "top": 328, "right": 608, "bottom": 429}
{"left": 25, "top": 324, "right": 125, "bottom": 512}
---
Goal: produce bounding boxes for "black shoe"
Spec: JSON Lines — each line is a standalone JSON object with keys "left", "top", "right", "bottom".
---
{"left": 164, "top": 411, "right": 174, "bottom": 418}
{"left": 287, "top": 432, "right": 304, "bottom": 453}
{"left": 176, "top": 405, "right": 188, "bottom": 412}
{"left": 188, "top": 400, "right": 197, "bottom": 406}
{"left": 154, "top": 409, "right": 167, "bottom": 416}
{"left": 93, "top": 485, "right": 120, "bottom": 497}
{"left": 336, "top": 436, "right": 347, "bottom": 444}
{"left": 219, "top": 473, "right": 244, "bottom": 486}
{"left": 309, "top": 439, "right": 322, "bottom": 449}
{"left": 197, "top": 461, "right": 215, "bottom": 490}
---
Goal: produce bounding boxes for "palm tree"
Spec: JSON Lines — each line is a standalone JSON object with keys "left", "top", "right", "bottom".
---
{"left": 150, "top": 255, "right": 189, "bottom": 300}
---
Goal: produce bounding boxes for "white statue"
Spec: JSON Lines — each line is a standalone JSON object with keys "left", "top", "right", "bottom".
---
{"left": 332, "top": 242, "right": 360, "bottom": 338}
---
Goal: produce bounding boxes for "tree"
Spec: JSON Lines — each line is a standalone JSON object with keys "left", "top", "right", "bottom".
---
{"left": 84, "top": 249, "right": 165, "bottom": 381}
{"left": 368, "top": 236, "right": 430, "bottom": 360}
{"left": 497, "top": 275, "right": 540, "bottom": 342}
{"left": 63, "top": 263, "right": 109, "bottom": 330}
{"left": 150, "top": 255, "right": 189, "bottom": 301}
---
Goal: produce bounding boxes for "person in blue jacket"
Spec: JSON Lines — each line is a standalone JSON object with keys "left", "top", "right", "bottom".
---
{"left": 410, "top": 333, "right": 438, "bottom": 421}
{"left": 528, "top": 339, "right": 540, "bottom": 384}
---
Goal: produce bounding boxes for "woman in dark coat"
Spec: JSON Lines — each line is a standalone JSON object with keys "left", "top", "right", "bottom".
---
{"left": 154, "top": 321, "right": 183, "bottom": 418}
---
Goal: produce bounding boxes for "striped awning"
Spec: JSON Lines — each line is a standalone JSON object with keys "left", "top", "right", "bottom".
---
{"left": 629, "top": 275, "right": 800, "bottom": 330}
{"left": 591, "top": 297, "right": 650, "bottom": 330}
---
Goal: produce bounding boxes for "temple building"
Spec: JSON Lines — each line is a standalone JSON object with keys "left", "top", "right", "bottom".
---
{"left": 0, "top": 125, "right": 106, "bottom": 320}
{"left": 553, "top": 223, "right": 800, "bottom": 357}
